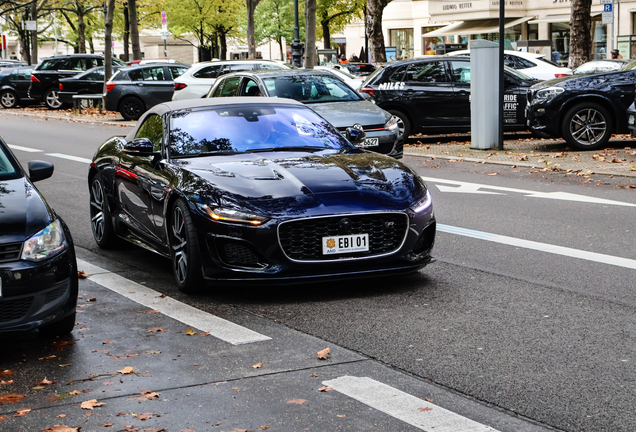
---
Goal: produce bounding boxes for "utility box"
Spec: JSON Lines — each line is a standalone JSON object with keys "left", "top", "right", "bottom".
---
{"left": 470, "top": 40, "right": 499, "bottom": 150}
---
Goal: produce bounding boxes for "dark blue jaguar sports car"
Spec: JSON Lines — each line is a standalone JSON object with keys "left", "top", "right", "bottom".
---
{"left": 88, "top": 97, "right": 436, "bottom": 292}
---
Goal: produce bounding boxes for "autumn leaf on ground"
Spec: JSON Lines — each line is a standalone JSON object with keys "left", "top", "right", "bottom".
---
{"left": 86, "top": 298, "right": 97, "bottom": 302}
{"left": 487, "top": 172, "right": 498, "bottom": 176}
{"left": 36, "top": 377, "right": 55, "bottom": 386}
{"left": 77, "top": 270, "right": 90, "bottom": 279}
{"left": 102, "top": 423, "right": 114, "bottom": 427}
{"left": 128, "top": 390, "right": 161, "bottom": 401}
{"left": 220, "top": 429, "right": 248, "bottom": 432}
{"left": 0, "top": 393, "right": 27, "bottom": 404}
{"left": 146, "top": 350, "right": 161, "bottom": 354}
{"left": 80, "top": 399, "right": 105, "bottom": 410}
{"left": 123, "top": 425, "right": 139, "bottom": 432}
{"left": 252, "top": 363, "right": 263, "bottom": 369}
{"left": 39, "top": 355, "right": 56, "bottom": 360}
{"left": 287, "top": 398, "right": 307, "bottom": 405}
{"left": 46, "top": 341, "right": 75, "bottom": 352}
{"left": 258, "top": 427, "right": 270, "bottom": 430}
{"left": 418, "top": 407, "right": 433, "bottom": 412}
{"left": 0, "top": 381, "right": 13, "bottom": 385}
{"left": 199, "top": 332, "right": 210, "bottom": 336}
{"left": 69, "top": 390, "right": 81, "bottom": 396}
{"left": 178, "top": 429, "right": 196, "bottom": 432}
{"left": 0, "top": 415, "right": 5, "bottom": 421}
{"left": 308, "top": 373, "right": 317, "bottom": 377}
{"left": 102, "top": 340, "right": 114, "bottom": 344}
{"left": 141, "top": 310, "right": 160, "bottom": 314}
{"left": 117, "top": 367, "right": 134, "bottom": 375}
{"left": 318, "top": 386, "right": 333, "bottom": 392}
{"left": 147, "top": 327, "right": 168, "bottom": 333}
{"left": 185, "top": 329, "right": 197, "bottom": 336}
{"left": 337, "top": 414, "right": 346, "bottom": 417}
{"left": 317, "top": 348, "right": 330, "bottom": 360}
{"left": 13, "top": 408, "right": 31, "bottom": 417}
{"left": 57, "top": 414, "right": 66, "bottom": 417}
{"left": 132, "top": 412, "right": 152, "bottom": 420}
{"left": 41, "top": 426, "right": 80, "bottom": 432}
{"left": 0, "top": 370, "right": 15, "bottom": 379}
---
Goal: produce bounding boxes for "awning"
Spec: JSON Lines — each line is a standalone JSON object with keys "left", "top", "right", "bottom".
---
{"left": 529, "top": 12, "right": 601, "bottom": 24}
{"left": 423, "top": 17, "right": 534, "bottom": 38}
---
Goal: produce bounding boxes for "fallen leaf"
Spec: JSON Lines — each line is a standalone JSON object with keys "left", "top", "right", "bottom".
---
{"left": 178, "top": 429, "right": 196, "bottom": 432}
{"left": 252, "top": 363, "right": 263, "bottom": 369}
{"left": 132, "top": 412, "right": 152, "bottom": 420}
{"left": 41, "top": 426, "right": 80, "bottom": 432}
{"left": 141, "top": 310, "right": 160, "bottom": 314}
{"left": 69, "top": 390, "right": 81, "bottom": 395}
{"left": 318, "top": 386, "right": 334, "bottom": 392}
{"left": 46, "top": 341, "right": 75, "bottom": 352}
{"left": 0, "top": 415, "right": 5, "bottom": 421}
{"left": 81, "top": 399, "right": 105, "bottom": 410}
{"left": 257, "top": 427, "right": 270, "bottom": 430}
{"left": 146, "top": 350, "right": 161, "bottom": 354}
{"left": 0, "top": 381, "right": 13, "bottom": 385}
{"left": 36, "top": 377, "right": 55, "bottom": 386}
{"left": 337, "top": 414, "right": 345, "bottom": 417}
{"left": 308, "top": 373, "right": 317, "bottom": 377}
{"left": 185, "top": 329, "right": 197, "bottom": 336}
{"left": 287, "top": 398, "right": 307, "bottom": 405}
{"left": 317, "top": 348, "right": 330, "bottom": 360}
{"left": 147, "top": 327, "right": 168, "bottom": 333}
{"left": 117, "top": 367, "right": 134, "bottom": 375}
{"left": 487, "top": 172, "right": 498, "bottom": 176}
{"left": 13, "top": 408, "right": 31, "bottom": 417}
{"left": 0, "top": 370, "right": 15, "bottom": 379}
{"left": 220, "top": 429, "right": 247, "bottom": 432}
{"left": 418, "top": 407, "right": 433, "bottom": 412}
{"left": 102, "top": 423, "right": 114, "bottom": 427}
{"left": 86, "top": 298, "right": 97, "bottom": 302}
{"left": 199, "top": 332, "right": 210, "bottom": 336}
{"left": 102, "top": 341, "right": 114, "bottom": 344}
{"left": 78, "top": 270, "right": 90, "bottom": 279}
{"left": 39, "top": 355, "right": 56, "bottom": 360}
{"left": 0, "top": 393, "right": 27, "bottom": 404}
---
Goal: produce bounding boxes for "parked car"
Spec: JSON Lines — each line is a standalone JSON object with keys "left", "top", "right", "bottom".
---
{"left": 0, "top": 66, "right": 34, "bottom": 108}
{"left": 207, "top": 69, "right": 404, "bottom": 158}
{"left": 29, "top": 54, "right": 125, "bottom": 109}
{"left": 127, "top": 58, "right": 180, "bottom": 66}
{"left": 88, "top": 97, "right": 435, "bottom": 292}
{"left": 526, "top": 60, "right": 636, "bottom": 150}
{"left": 172, "top": 59, "right": 291, "bottom": 101}
{"left": 104, "top": 63, "right": 189, "bottom": 120}
{"left": 447, "top": 49, "right": 572, "bottom": 80}
{"left": 359, "top": 56, "right": 537, "bottom": 137}
{"left": 573, "top": 59, "right": 629, "bottom": 75}
{"left": 313, "top": 65, "right": 365, "bottom": 90}
{"left": 627, "top": 101, "right": 636, "bottom": 137}
{"left": 334, "top": 62, "right": 376, "bottom": 77}
{"left": 0, "top": 137, "right": 78, "bottom": 336}
{"left": 58, "top": 66, "right": 121, "bottom": 106}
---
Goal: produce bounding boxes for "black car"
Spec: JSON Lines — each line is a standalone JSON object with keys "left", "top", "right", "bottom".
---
{"left": 207, "top": 69, "right": 404, "bottom": 158}
{"left": 335, "top": 62, "right": 376, "bottom": 77}
{"left": 29, "top": 54, "right": 125, "bottom": 109}
{"left": 88, "top": 98, "right": 435, "bottom": 292}
{"left": 0, "top": 66, "right": 33, "bottom": 108}
{"left": 526, "top": 60, "right": 636, "bottom": 150}
{"left": 104, "top": 63, "right": 189, "bottom": 120}
{"left": 0, "top": 137, "right": 78, "bottom": 336}
{"left": 359, "top": 56, "right": 537, "bottom": 137}
{"left": 58, "top": 66, "right": 121, "bottom": 105}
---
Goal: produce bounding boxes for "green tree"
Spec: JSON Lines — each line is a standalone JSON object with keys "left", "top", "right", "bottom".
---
{"left": 50, "top": 0, "right": 103, "bottom": 53}
{"left": 254, "top": 0, "right": 299, "bottom": 61}
{"left": 317, "top": 0, "right": 363, "bottom": 51}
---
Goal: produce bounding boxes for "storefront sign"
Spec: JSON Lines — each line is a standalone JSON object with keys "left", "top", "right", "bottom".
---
{"left": 429, "top": 0, "right": 525, "bottom": 18}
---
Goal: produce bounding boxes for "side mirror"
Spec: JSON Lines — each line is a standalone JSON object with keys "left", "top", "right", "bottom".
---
{"left": 124, "top": 138, "right": 156, "bottom": 156}
{"left": 28, "top": 160, "right": 54, "bottom": 182}
{"left": 345, "top": 127, "right": 366, "bottom": 144}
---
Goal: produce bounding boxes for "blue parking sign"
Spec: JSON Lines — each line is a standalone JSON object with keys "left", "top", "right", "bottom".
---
{"left": 604, "top": 4, "right": 613, "bottom": 12}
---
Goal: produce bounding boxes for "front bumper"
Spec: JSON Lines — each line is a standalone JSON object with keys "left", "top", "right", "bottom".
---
{"left": 0, "top": 247, "right": 78, "bottom": 333}
{"left": 525, "top": 101, "right": 560, "bottom": 138}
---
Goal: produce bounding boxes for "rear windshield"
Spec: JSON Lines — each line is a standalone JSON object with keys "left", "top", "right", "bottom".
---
{"left": 169, "top": 105, "right": 351, "bottom": 157}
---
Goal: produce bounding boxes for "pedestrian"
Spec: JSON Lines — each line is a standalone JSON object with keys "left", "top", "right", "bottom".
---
{"left": 611, "top": 49, "right": 623, "bottom": 59}
{"left": 339, "top": 54, "right": 349, "bottom": 64}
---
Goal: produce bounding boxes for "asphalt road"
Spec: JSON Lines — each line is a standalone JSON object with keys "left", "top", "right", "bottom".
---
{"left": 2, "top": 114, "right": 636, "bottom": 431}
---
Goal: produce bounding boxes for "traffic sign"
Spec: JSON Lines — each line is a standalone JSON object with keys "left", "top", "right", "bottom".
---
{"left": 604, "top": 4, "right": 613, "bottom": 12}
{"left": 602, "top": 11, "right": 613, "bottom": 23}
{"left": 600, "top": 0, "right": 613, "bottom": 4}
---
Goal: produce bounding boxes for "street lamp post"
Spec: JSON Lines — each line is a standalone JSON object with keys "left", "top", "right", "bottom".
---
{"left": 290, "top": 0, "right": 304, "bottom": 67}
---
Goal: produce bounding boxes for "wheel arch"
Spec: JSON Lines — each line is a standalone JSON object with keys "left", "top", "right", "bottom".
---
{"left": 117, "top": 94, "right": 145, "bottom": 112}
{"left": 557, "top": 94, "right": 621, "bottom": 136}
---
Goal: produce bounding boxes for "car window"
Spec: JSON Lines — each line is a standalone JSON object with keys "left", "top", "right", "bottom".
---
{"left": 448, "top": 61, "right": 471, "bottom": 83}
{"left": 141, "top": 67, "right": 165, "bottom": 81}
{"left": 84, "top": 70, "right": 104, "bottom": 81}
{"left": 63, "top": 57, "right": 90, "bottom": 71}
{"left": 169, "top": 106, "right": 351, "bottom": 156}
{"left": 503, "top": 54, "right": 517, "bottom": 68}
{"left": 37, "top": 59, "right": 65, "bottom": 71}
{"left": 405, "top": 62, "right": 448, "bottom": 83}
{"left": 241, "top": 79, "right": 262, "bottom": 96}
{"left": 93, "top": 58, "right": 104, "bottom": 67}
{"left": 218, "top": 76, "right": 241, "bottom": 96}
{"left": 12, "top": 68, "right": 32, "bottom": 80}
{"left": 193, "top": 65, "right": 222, "bottom": 79}
{"left": 387, "top": 65, "right": 407, "bottom": 82}
{"left": 134, "top": 114, "right": 163, "bottom": 152}
{"left": 230, "top": 64, "right": 255, "bottom": 72}
{"left": 262, "top": 75, "right": 360, "bottom": 104}
{"left": 169, "top": 66, "right": 187, "bottom": 79}
{"left": 210, "top": 81, "right": 224, "bottom": 97}
{"left": 0, "top": 142, "right": 21, "bottom": 180}
{"left": 258, "top": 63, "right": 284, "bottom": 70}
{"left": 514, "top": 56, "right": 537, "bottom": 69}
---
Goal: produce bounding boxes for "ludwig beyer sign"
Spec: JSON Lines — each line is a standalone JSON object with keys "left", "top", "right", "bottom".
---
{"left": 431, "top": 0, "right": 525, "bottom": 15}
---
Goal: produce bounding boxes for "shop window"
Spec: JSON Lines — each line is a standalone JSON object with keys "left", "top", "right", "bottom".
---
{"left": 422, "top": 26, "right": 454, "bottom": 56}
{"left": 390, "top": 28, "right": 414, "bottom": 60}
{"left": 550, "top": 22, "right": 570, "bottom": 66}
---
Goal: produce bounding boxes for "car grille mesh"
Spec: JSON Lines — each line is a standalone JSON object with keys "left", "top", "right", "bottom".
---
{"left": 218, "top": 240, "right": 267, "bottom": 269}
{"left": 44, "top": 286, "right": 68, "bottom": 304}
{"left": 0, "top": 243, "right": 22, "bottom": 263}
{"left": 279, "top": 213, "right": 407, "bottom": 261}
{"left": 0, "top": 297, "right": 33, "bottom": 323}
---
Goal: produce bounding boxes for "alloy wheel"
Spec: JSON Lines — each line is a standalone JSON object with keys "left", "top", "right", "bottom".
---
{"left": 45, "top": 90, "right": 63, "bottom": 109}
{"left": 569, "top": 107, "right": 607, "bottom": 147}
{"left": 171, "top": 206, "right": 188, "bottom": 285}
{"left": 1, "top": 91, "right": 16, "bottom": 108}
{"left": 90, "top": 179, "right": 106, "bottom": 242}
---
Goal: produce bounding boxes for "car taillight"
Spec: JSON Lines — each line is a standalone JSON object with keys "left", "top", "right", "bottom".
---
{"left": 59, "top": 83, "right": 63, "bottom": 90}
{"left": 30, "top": 75, "right": 39, "bottom": 82}
{"left": 359, "top": 87, "right": 375, "bottom": 96}
{"left": 554, "top": 74, "right": 568, "bottom": 78}
{"left": 174, "top": 82, "right": 187, "bottom": 90}
{"left": 106, "top": 83, "right": 116, "bottom": 92}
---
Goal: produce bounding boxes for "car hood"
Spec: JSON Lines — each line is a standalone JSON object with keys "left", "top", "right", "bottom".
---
{"left": 175, "top": 150, "right": 427, "bottom": 217}
{"left": 307, "top": 100, "right": 389, "bottom": 128}
{"left": 0, "top": 177, "right": 53, "bottom": 244}
{"left": 530, "top": 69, "right": 630, "bottom": 91}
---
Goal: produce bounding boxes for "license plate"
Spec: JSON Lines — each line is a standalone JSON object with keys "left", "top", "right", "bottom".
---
{"left": 356, "top": 138, "right": 379, "bottom": 148}
{"left": 322, "top": 234, "right": 369, "bottom": 255}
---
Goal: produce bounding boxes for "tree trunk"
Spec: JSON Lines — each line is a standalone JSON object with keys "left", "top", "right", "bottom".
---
{"left": 88, "top": 35, "right": 95, "bottom": 53}
{"left": 129, "top": 0, "right": 142, "bottom": 60}
{"left": 246, "top": 0, "right": 261, "bottom": 59}
{"left": 305, "top": 0, "right": 316, "bottom": 68}
{"left": 220, "top": 33, "right": 227, "bottom": 60}
{"left": 104, "top": 0, "right": 116, "bottom": 90}
{"left": 321, "top": 14, "right": 330, "bottom": 49}
{"left": 30, "top": 1, "right": 37, "bottom": 63}
{"left": 123, "top": 2, "right": 130, "bottom": 62}
{"left": 279, "top": 36, "right": 284, "bottom": 62}
{"left": 569, "top": 0, "right": 592, "bottom": 69}
{"left": 77, "top": 5, "right": 86, "bottom": 53}
{"left": 366, "top": 0, "right": 391, "bottom": 63}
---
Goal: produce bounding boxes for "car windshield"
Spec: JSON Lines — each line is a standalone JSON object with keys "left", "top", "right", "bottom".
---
{"left": 0, "top": 141, "right": 21, "bottom": 180}
{"left": 574, "top": 61, "right": 624, "bottom": 74}
{"left": 504, "top": 65, "right": 534, "bottom": 80}
{"left": 169, "top": 105, "right": 353, "bottom": 157}
{"left": 621, "top": 60, "right": 636, "bottom": 71}
{"left": 262, "top": 75, "right": 361, "bottom": 104}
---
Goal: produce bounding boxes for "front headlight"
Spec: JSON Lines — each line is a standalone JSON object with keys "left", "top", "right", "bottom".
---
{"left": 629, "top": 115, "right": 635, "bottom": 126}
{"left": 533, "top": 86, "right": 564, "bottom": 103}
{"left": 21, "top": 219, "right": 67, "bottom": 262}
{"left": 385, "top": 115, "right": 400, "bottom": 131}
{"left": 199, "top": 204, "right": 270, "bottom": 226}
{"left": 411, "top": 190, "right": 432, "bottom": 213}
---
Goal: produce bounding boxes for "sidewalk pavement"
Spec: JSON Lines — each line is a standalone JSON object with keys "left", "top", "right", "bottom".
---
{"left": 4, "top": 107, "right": 636, "bottom": 178}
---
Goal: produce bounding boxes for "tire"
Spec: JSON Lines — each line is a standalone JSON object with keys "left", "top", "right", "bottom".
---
{"left": 169, "top": 199, "right": 204, "bottom": 293}
{"left": 388, "top": 109, "right": 411, "bottom": 139}
{"left": 39, "top": 312, "right": 76, "bottom": 337}
{"left": 119, "top": 96, "right": 145, "bottom": 121}
{"left": 0, "top": 90, "right": 18, "bottom": 109}
{"left": 44, "top": 88, "right": 64, "bottom": 110}
{"left": 89, "top": 174, "right": 118, "bottom": 249}
{"left": 561, "top": 102, "right": 612, "bottom": 150}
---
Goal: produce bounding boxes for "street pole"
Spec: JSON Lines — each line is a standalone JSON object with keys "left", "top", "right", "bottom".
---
{"left": 291, "top": 0, "right": 304, "bottom": 67}
{"left": 498, "top": 0, "right": 505, "bottom": 150}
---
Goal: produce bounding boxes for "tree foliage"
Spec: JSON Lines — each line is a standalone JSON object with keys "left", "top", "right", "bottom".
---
{"left": 317, "top": 0, "right": 363, "bottom": 50}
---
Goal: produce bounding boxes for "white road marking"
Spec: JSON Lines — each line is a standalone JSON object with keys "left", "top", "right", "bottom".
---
{"left": 45, "top": 153, "right": 92, "bottom": 164}
{"left": 439, "top": 224, "right": 636, "bottom": 270}
{"left": 8, "top": 144, "right": 42, "bottom": 153}
{"left": 422, "top": 176, "right": 636, "bottom": 207}
{"left": 323, "top": 376, "right": 497, "bottom": 432}
{"left": 76, "top": 259, "right": 272, "bottom": 345}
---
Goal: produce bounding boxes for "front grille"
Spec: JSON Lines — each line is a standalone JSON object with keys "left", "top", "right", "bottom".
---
{"left": 0, "top": 243, "right": 22, "bottom": 263}
{"left": 0, "top": 297, "right": 33, "bottom": 323}
{"left": 218, "top": 240, "right": 267, "bottom": 269}
{"left": 279, "top": 213, "right": 408, "bottom": 261}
